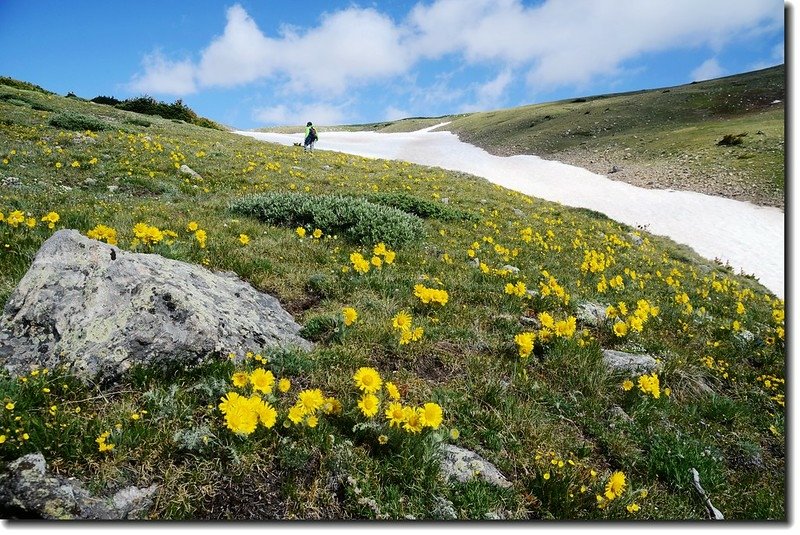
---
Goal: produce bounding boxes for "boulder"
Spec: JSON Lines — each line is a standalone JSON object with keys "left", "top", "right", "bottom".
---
{"left": 0, "top": 453, "right": 157, "bottom": 519}
{"left": 0, "top": 229, "right": 312, "bottom": 383}
{"left": 576, "top": 300, "right": 607, "bottom": 327}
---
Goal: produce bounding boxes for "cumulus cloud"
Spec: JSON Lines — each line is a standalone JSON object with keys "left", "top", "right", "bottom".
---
{"left": 691, "top": 58, "right": 725, "bottom": 82}
{"left": 127, "top": 0, "right": 783, "bottom": 121}
{"left": 384, "top": 106, "right": 411, "bottom": 121}
{"left": 253, "top": 101, "right": 348, "bottom": 126}
{"left": 128, "top": 51, "right": 197, "bottom": 95}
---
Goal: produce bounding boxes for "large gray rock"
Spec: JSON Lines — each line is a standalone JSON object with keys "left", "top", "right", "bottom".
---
{"left": 0, "top": 229, "right": 312, "bottom": 383}
{"left": 0, "top": 453, "right": 157, "bottom": 519}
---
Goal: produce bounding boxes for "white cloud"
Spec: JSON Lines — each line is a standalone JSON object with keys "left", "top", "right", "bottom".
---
{"left": 128, "top": 0, "right": 783, "bottom": 106}
{"left": 253, "top": 101, "right": 348, "bottom": 126}
{"left": 460, "top": 69, "right": 514, "bottom": 112}
{"left": 196, "top": 5, "right": 279, "bottom": 87}
{"left": 691, "top": 58, "right": 725, "bottom": 81}
{"left": 384, "top": 106, "right": 410, "bottom": 121}
{"left": 128, "top": 51, "right": 197, "bottom": 95}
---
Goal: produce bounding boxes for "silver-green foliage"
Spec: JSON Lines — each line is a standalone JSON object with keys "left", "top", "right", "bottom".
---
{"left": 230, "top": 192, "right": 425, "bottom": 248}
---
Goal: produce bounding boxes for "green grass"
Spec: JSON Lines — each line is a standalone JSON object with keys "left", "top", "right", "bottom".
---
{"left": 0, "top": 75, "right": 786, "bottom": 520}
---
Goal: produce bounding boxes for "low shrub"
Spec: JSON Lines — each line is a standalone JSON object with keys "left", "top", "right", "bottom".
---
{"left": 230, "top": 192, "right": 425, "bottom": 247}
{"left": 365, "top": 191, "right": 478, "bottom": 222}
{"left": 717, "top": 133, "right": 747, "bottom": 146}
{"left": 49, "top": 111, "right": 111, "bottom": 131}
{"left": 91, "top": 95, "right": 121, "bottom": 106}
{"left": 125, "top": 117, "right": 152, "bottom": 127}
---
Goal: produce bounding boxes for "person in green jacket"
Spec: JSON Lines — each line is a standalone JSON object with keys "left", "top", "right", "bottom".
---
{"left": 303, "top": 121, "right": 318, "bottom": 152}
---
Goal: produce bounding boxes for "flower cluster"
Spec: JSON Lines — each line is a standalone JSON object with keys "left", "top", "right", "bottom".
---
{"left": 95, "top": 431, "right": 115, "bottom": 452}
{"left": 132, "top": 222, "right": 164, "bottom": 246}
{"left": 504, "top": 280, "right": 529, "bottom": 298}
{"left": 392, "top": 311, "right": 424, "bottom": 345}
{"left": 413, "top": 284, "right": 449, "bottom": 306}
{"left": 86, "top": 224, "right": 118, "bottom": 245}
{"left": 352, "top": 367, "right": 443, "bottom": 434}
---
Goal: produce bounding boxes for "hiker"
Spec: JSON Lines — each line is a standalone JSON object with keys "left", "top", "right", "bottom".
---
{"left": 303, "top": 121, "right": 318, "bottom": 152}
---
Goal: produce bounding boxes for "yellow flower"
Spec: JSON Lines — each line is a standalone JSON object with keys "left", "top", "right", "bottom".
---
{"left": 514, "top": 332, "right": 535, "bottom": 359}
{"left": 86, "top": 224, "right": 118, "bottom": 245}
{"left": 232, "top": 371, "right": 249, "bottom": 388}
{"left": 296, "top": 227, "right": 306, "bottom": 238}
{"left": 637, "top": 373, "right": 661, "bottom": 399}
{"left": 187, "top": 221, "right": 199, "bottom": 232}
{"left": 385, "top": 402, "right": 406, "bottom": 427}
{"left": 449, "top": 428, "right": 460, "bottom": 440}
{"left": 370, "top": 255, "right": 383, "bottom": 268}
{"left": 414, "top": 284, "right": 449, "bottom": 306}
{"left": 627, "top": 503, "right": 640, "bottom": 513}
{"left": 55, "top": 162, "right": 63, "bottom": 169}
{"left": 288, "top": 404, "right": 305, "bottom": 424}
{"left": 349, "top": 252, "right": 370, "bottom": 274}
{"left": 358, "top": 393, "right": 380, "bottom": 418}
{"left": 194, "top": 229, "right": 207, "bottom": 248}
{"left": 41, "top": 212, "right": 60, "bottom": 229}
{"left": 342, "top": 307, "right": 358, "bottom": 326}
{"left": 250, "top": 368, "right": 275, "bottom": 394}
{"left": 353, "top": 367, "right": 383, "bottom": 393}
{"left": 278, "top": 378, "right": 291, "bottom": 393}
{"left": 543, "top": 472, "right": 551, "bottom": 480}
{"left": 402, "top": 407, "right": 424, "bottom": 433}
{"left": 306, "top": 415, "right": 319, "bottom": 428}
{"left": 420, "top": 402, "right": 443, "bottom": 429}
{"left": 622, "top": 379, "right": 634, "bottom": 391}
{"left": 604, "top": 471, "right": 626, "bottom": 500}
{"left": 297, "top": 389, "right": 325, "bottom": 414}
{"left": 238, "top": 233, "right": 250, "bottom": 245}
{"left": 312, "top": 228, "right": 323, "bottom": 239}
{"left": 613, "top": 321, "right": 628, "bottom": 337}
{"left": 378, "top": 434, "right": 388, "bottom": 445}
{"left": 392, "top": 311, "right": 413, "bottom": 331}
{"left": 0, "top": 435, "right": 5, "bottom": 444}
{"left": 384, "top": 381, "right": 401, "bottom": 400}
{"left": 5, "top": 402, "right": 14, "bottom": 410}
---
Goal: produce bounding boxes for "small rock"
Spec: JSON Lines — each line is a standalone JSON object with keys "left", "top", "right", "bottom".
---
{"left": 178, "top": 164, "right": 202, "bottom": 179}
{"left": 627, "top": 232, "right": 643, "bottom": 246}
{"left": 440, "top": 197, "right": 449, "bottom": 204}
{"left": 440, "top": 444, "right": 512, "bottom": 489}
{"left": 576, "top": 301, "right": 607, "bottom": 327}
{"left": 501, "top": 265, "right": 520, "bottom": 274}
{"left": 1, "top": 176, "right": 21, "bottom": 187}
{"left": 83, "top": 178, "right": 97, "bottom": 186}
{"left": 602, "top": 349, "right": 659, "bottom": 374}
{"left": 107, "top": 185, "right": 119, "bottom": 193}
{"left": 512, "top": 208, "right": 524, "bottom": 217}
{"left": 431, "top": 495, "right": 457, "bottom": 520}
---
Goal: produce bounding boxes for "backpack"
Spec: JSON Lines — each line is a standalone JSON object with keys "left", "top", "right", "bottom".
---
{"left": 310, "top": 126, "right": 318, "bottom": 142}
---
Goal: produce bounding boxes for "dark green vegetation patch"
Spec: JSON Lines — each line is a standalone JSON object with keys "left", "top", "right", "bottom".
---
{"left": 230, "top": 192, "right": 425, "bottom": 247}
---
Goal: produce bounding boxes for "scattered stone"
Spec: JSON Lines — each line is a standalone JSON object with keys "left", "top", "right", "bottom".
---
{"left": 178, "top": 164, "right": 201, "bottom": 179}
{"left": 0, "top": 229, "right": 312, "bottom": 384}
{"left": 440, "top": 197, "right": 449, "bottom": 204}
{"left": 519, "top": 315, "right": 541, "bottom": 328}
{"left": 627, "top": 232, "right": 643, "bottom": 246}
{"left": 1, "top": 176, "right": 21, "bottom": 187}
{"left": 501, "top": 264, "right": 520, "bottom": 274}
{"left": 576, "top": 301, "right": 607, "bottom": 327}
{"left": 440, "top": 444, "right": 512, "bottom": 489}
{"left": 83, "top": 178, "right": 97, "bottom": 186}
{"left": 0, "top": 453, "right": 157, "bottom": 519}
{"left": 609, "top": 405, "right": 633, "bottom": 423}
{"left": 431, "top": 495, "right": 458, "bottom": 520}
{"left": 512, "top": 208, "right": 524, "bottom": 217}
{"left": 107, "top": 185, "right": 119, "bottom": 193}
{"left": 601, "top": 349, "right": 659, "bottom": 374}
{"left": 609, "top": 165, "right": 621, "bottom": 174}
{"left": 71, "top": 133, "right": 97, "bottom": 145}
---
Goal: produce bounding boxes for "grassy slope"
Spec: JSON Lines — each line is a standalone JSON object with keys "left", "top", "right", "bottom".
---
{"left": 365, "top": 66, "right": 786, "bottom": 206}
{"left": 0, "top": 79, "right": 786, "bottom": 520}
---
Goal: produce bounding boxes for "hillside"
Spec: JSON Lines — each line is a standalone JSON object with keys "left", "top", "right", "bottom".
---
{"left": 0, "top": 77, "right": 786, "bottom": 520}
{"left": 358, "top": 66, "right": 785, "bottom": 208}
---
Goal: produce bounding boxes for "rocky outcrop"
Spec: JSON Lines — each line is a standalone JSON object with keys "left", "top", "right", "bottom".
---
{"left": 0, "top": 453, "right": 157, "bottom": 519}
{"left": 0, "top": 229, "right": 312, "bottom": 383}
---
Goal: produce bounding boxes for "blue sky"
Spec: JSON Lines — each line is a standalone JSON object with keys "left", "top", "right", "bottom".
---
{"left": 0, "top": 0, "right": 785, "bottom": 129}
